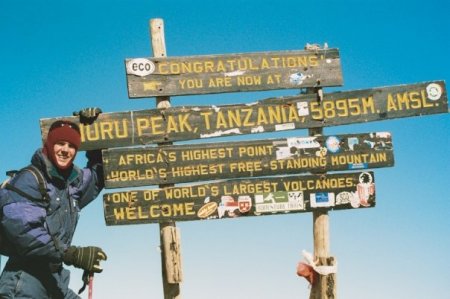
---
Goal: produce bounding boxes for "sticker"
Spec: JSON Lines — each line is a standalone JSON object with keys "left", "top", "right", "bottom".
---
{"left": 335, "top": 191, "right": 354, "bottom": 205}
{"left": 290, "top": 72, "right": 307, "bottom": 85}
{"left": 238, "top": 196, "right": 252, "bottom": 213}
{"left": 126, "top": 58, "right": 155, "bottom": 77}
{"left": 297, "top": 102, "right": 310, "bottom": 116}
{"left": 310, "top": 192, "right": 335, "bottom": 208}
{"left": 274, "top": 137, "right": 322, "bottom": 159}
{"left": 197, "top": 202, "right": 218, "bottom": 219}
{"left": 348, "top": 163, "right": 368, "bottom": 170}
{"left": 225, "top": 70, "right": 245, "bottom": 77}
{"left": 143, "top": 81, "right": 162, "bottom": 91}
{"left": 255, "top": 191, "right": 305, "bottom": 213}
{"left": 349, "top": 192, "right": 361, "bottom": 208}
{"left": 251, "top": 126, "right": 265, "bottom": 133}
{"left": 275, "top": 123, "right": 295, "bottom": 131}
{"left": 315, "top": 147, "right": 327, "bottom": 157}
{"left": 375, "top": 132, "right": 391, "bottom": 138}
{"left": 363, "top": 140, "right": 376, "bottom": 148}
{"left": 275, "top": 146, "right": 293, "bottom": 160}
{"left": 426, "top": 83, "right": 442, "bottom": 101}
{"left": 347, "top": 137, "right": 359, "bottom": 151}
{"left": 287, "top": 137, "right": 320, "bottom": 149}
{"left": 217, "top": 196, "right": 239, "bottom": 218}
{"left": 325, "top": 136, "right": 341, "bottom": 153}
{"left": 356, "top": 172, "right": 375, "bottom": 207}
{"left": 200, "top": 128, "right": 242, "bottom": 138}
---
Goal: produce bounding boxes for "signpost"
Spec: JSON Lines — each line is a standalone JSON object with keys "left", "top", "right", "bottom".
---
{"left": 125, "top": 49, "right": 343, "bottom": 97}
{"left": 38, "top": 17, "right": 449, "bottom": 299}
{"left": 103, "top": 171, "right": 376, "bottom": 225}
{"left": 40, "top": 80, "right": 447, "bottom": 151}
{"left": 102, "top": 132, "right": 393, "bottom": 188}
{"left": 149, "top": 19, "right": 182, "bottom": 298}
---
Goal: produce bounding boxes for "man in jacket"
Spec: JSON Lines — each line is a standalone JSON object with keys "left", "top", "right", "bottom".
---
{"left": 0, "top": 108, "right": 107, "bottom": 298}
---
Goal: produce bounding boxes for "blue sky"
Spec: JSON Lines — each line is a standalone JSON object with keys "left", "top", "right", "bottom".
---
{"left": 1, "top": 0, "right": 449, "bottom": 298}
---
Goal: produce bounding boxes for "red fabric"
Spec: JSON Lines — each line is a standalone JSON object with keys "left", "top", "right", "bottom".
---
{"left": 297, "top": 262, "right": 315, "bottom": 285}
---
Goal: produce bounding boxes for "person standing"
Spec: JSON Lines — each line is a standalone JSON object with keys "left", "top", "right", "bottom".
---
{"left": 0, "top": 108, "right": 107, "bottom": 298}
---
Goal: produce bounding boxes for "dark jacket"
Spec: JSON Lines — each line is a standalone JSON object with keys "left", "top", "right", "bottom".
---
{"left": 0, "top": 149, "right": 103, "bottom": 299}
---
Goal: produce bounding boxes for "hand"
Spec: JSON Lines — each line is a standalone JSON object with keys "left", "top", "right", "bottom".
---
{"left": 86, "top": 149, "right": 103, "bottom": 164}
{"left": 63, "top": 246, "right": 107, "bottom": 273}
{"left": 73, "top": 107, "right": 102, "bottom": 124}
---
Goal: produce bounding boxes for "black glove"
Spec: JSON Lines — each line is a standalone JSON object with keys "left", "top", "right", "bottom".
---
{"left": 86, "top": 149, "right": 103, "bottom": 165}
{"left": 73, "top": 107, "right": 102, "bottom": 124}
{"left": 63, "top": 246, "right": 107, "bottom": 273}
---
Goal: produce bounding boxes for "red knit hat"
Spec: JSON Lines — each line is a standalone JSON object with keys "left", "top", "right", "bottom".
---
{"left": 43, "top": 120, "right": 81, "bottom": 169}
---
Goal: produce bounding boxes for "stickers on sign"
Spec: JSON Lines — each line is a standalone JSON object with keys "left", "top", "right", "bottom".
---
{"left": 197, "top": 201, "right": 218, "bottom": 219}
{"left": 275, "top": 123, "right": 295, "bottom": 131}
{"left": 238, "top": 196, "right": 252, "bottom": 213}
{"left": 348, "top": 163, "right": 368, "bottom": 170}
{"left": 126, "top": 58, "right": 156, "bottom": 77}
{"left": 426, "top": 83, "right": 442, "bottom": 101}
{"left": 310, "top": 192, "right": 335, "bottom": 208}
{"left": 297, "top": 102, "right": 310, "bottom": 116}
{"left": 289, "top": 72, "right": 306, "bottom": 85}
{"left": 287, "top": 137, "right": 320, "bottom": 149}
{"left": 335, "top": 191, "right": 354, "bottom": 205}
{"left": 325, "top": 136, "right": 341, "bottom": 153}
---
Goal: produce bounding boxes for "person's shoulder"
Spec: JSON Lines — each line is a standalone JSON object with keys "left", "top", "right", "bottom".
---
{"left": 8, "top": 167, "right": 45, "bottom": 201}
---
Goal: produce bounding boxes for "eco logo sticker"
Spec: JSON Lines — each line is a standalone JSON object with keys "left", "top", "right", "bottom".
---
{"left": 126, "top": 58, "right": 156, "bottom": 77}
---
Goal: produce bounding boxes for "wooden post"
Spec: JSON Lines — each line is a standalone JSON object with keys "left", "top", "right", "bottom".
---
{"left": 308, "top": 87, "right": 337, "bottom": 299}
{"left": 150, "top": 18, "right": 182, "bottom": 299}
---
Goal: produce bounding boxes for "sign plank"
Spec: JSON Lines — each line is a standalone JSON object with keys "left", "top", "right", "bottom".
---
{"left": 125, "top": 49, "right": 343, "bottom": 97}
{"left": 103, "top": 171, "right": 376, "bottom": 225}
{"left": 103, "top": 132, "right": 393, "bottom": 188}
{"left": 40, "top": 80, "right": 447, "bottom": 150}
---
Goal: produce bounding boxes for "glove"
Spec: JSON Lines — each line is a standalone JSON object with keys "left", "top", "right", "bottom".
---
{"left": 86, "top": 149, "right": 103, "bottom": 165}
{"left": 63, "top": 246, "right": 107, "bottom": 273}
{"left": 73, "top": 107, "right": 102, "bottom": 124}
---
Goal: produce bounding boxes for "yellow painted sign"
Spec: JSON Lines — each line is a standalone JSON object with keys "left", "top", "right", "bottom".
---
{"left": 40, "top": 81, "right": 447, "bottom": 150}
{"left": 103, "top": 172, "right": 376, "bottom": 225}
{"left": 125, "top": 49, "right": 343, "bottom": 97}
{"left": 102, "top": 132, "right": 393, "bottom": 188}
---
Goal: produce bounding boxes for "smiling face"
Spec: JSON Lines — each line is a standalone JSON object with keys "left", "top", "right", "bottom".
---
{"left": 43, "top": 120, "right": 81, "bottom": 171}
{"left": 52, "top": 141, "right": 77, "bottom": 169}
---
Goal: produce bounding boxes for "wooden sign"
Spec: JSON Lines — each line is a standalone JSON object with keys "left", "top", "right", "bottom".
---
{"left": 103, "top": 171, "right": 376, "bottom": 225}
{"left": 40, "top": 80, "right": 447, "bottom": 150}
{"left": 125, "top": 49, "right": 343, "bottom": 97}
{"left": 102, "top": 132, "right": 393, "bottom": 188}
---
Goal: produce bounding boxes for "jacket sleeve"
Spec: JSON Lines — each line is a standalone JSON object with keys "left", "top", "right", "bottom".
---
{"left": 76, "top": 149, "right": 105, "bottom": 209}
{"left": 1, "top": 172, "right": 64, "bottom": 262}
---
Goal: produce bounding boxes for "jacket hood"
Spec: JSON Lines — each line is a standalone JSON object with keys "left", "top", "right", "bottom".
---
{"left": 31, "top": 149, "right": 81, "bottom": 186}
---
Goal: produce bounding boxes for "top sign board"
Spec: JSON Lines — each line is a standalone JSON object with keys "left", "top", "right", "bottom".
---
{"left": 40, "top": 80, "right": 447, "bottom": 151}
{"left": 125, "top": 49, "right": 343, "bottom": 98}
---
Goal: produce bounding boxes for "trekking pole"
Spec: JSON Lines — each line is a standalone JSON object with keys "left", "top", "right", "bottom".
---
{"left": 88, "top": 273, "right": 94, "bottom": 299}
{"left": 78, "top": 270, "right": 94, "bottom": 298}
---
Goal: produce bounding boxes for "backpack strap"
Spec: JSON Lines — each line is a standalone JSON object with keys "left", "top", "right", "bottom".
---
{"left": 23, "top": 165, "right": 49, "bottom": 202}
{"left": 3, "top": 165, "right": 49, "bottom": 203}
